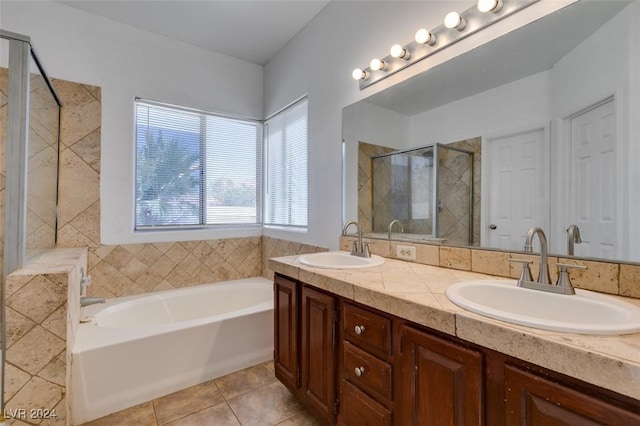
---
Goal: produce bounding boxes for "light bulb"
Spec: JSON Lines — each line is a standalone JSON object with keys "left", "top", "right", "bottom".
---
{"left": 444, "top": 11, "right": 466, "bottom": 30}
{"left": 478, "top": 0, "right": 502, "bottom": 13}
{"left": 390, "top": 44, "right": 410, "bottom": 60}
{"left": 352, "top": 68, "right": 366, "bottom": 80}
{"left": 370, "top": 58, "right": 385, "bottom": 71}
{"left": 415, "top": 28, "right": 436, "bottom": 46}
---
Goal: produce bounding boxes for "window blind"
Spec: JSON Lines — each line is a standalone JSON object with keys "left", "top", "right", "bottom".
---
{"left": 135, "top": 99, "right": 260, "bottom": 229}
{"left": 264, "top": 98, "right": 308, "bottom": 227}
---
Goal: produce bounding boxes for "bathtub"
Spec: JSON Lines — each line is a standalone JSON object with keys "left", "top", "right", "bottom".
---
{"left": 70, "top": 277, "right": 273, "bottom": 424}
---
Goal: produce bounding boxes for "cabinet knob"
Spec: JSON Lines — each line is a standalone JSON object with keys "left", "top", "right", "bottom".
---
{"left": 354, "top": 325, "right": 365, "bottom": 335}
{"left": 354, "top": 366, "right": 365, "bottom": 377}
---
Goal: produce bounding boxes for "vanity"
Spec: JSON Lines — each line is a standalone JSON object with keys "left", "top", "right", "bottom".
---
{"left": 270, "top": 254, "right": 640, "bottom": 425}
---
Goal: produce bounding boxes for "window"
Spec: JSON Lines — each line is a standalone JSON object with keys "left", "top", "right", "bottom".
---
{"left": 135, "top": 99, "right": 261, "bottom": 229}
{"left": 264, "top": 98, "right": 308, "bottom": 228}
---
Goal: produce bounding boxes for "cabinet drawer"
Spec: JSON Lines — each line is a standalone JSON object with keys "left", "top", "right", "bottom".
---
{"left": 341, "top": 381, "right": 392, "bottom": 426}
{"left": 344, "top": 341, "right": 393, "bottom": 402}
{"left": 343, "top": 303, "right": 391, "bottom": 357}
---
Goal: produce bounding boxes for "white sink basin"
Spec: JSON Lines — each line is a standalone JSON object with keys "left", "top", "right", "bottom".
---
{"left": 298, "top": 251, "right": 385, "bottom": 269}
{"left": 445, "top": 280, "right": 640, "bottom": 335}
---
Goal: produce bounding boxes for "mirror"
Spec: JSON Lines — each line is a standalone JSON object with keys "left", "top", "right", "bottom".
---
{"left": 343, "top": 0, "right": 640, "bottom": 263}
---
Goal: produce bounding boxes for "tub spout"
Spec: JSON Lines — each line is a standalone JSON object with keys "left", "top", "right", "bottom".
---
{"left": 81, "top": 296, "right": 105, "bottom": 307}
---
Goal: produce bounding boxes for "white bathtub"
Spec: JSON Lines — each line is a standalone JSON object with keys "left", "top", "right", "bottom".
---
{"left": 70, "top": 277, "right": 273, "bottom": 424}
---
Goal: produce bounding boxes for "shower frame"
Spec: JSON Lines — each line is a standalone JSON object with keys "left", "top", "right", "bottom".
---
{"left": 0, "top": 29, "right": 62, "bottom": 411}
{"left": 371, "top": 142, "right": 474, "bottom": 243}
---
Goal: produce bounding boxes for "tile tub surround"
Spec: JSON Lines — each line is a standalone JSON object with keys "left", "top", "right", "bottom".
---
{"left": 4, "top": 247, "right": 87, "bottom": 426}
{"left": 269, "top": 254, "right": 640, "bottom": 401}
{"left": 340, "top": 236, "right": 640, "bottom": 298}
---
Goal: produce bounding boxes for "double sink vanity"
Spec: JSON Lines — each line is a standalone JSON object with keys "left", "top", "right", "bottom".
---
{"left": 270, "top": 248, "right": 640, "bottom": 425}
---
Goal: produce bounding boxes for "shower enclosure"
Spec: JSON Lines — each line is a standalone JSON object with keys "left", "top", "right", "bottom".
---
{"left": 371, "top": 143, "right": 473, "bottom": 245}
{"left": 1, "top": 30, "right": 61, "bottom": 415}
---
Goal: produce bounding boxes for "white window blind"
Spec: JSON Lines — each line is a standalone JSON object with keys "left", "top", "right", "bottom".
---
{"left": 264, "top": 98, "right": 308, "bottom": 227}
{"left": 135, "top": 99, "right": 260, "bottom": 229}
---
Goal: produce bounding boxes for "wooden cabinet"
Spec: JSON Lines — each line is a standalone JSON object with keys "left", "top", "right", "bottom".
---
{"left": 273, "top": 274, "right": 337, "bottom": 425}
{"left": 504, "top": 364, "right": 640, "bottom": 425}
{"left": 399, "top": 325, "right": 484, "bottom": 426}
{"left": 274, "top": 275, "right": 299, "bottom": 391}
{"left": 301, "top": 285, "right": 337, "bottom": 423}
{"left": 274, "top": 274, "right": 640, "bottom": 426}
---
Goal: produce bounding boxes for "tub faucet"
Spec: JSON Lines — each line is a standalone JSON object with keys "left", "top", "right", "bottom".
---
{"left": 81, "top": 297, "right": 105, "bottom": 307}
{"left": 567, "top": 224, "right": 582, "bottom": 256}
{"left": 342, "top": 220, "right": 370, "bottom": 258}
{"left": 387, "top": 219, "right": 404, "bottom": 239}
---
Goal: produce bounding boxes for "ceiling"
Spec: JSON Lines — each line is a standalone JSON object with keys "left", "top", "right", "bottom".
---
{"left": 59, "top": 0, "right": 331, "bottom": 65}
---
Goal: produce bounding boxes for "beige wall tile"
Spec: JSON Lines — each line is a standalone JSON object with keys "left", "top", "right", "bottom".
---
{"left": 4, "top": 307, "right": 37, "bottom": 349}
{"left": 4, "top": 363, "right": 31, "bottom": 402}
{"left": 439, "top": 246, "right": 471, "bottom": 271}
{"left": 5, "top": 376, "right": 63, "bottom": 420}
{"left": 416, "top": 244, "right": 440, "bottom": 266}
{"left": 620, "top": 264, "right": 640, "bottom": 298}
{"left": 557, "top": 258, "right": 619, "bottom": 294}
{"left": 471, "top": 250, "right": 510, "bottom": 277}
{"left": 7, "top": 326, "right": 65, "bottom": 375}
{"left": 7, "top": 276, "right": 66, "bottom": 323}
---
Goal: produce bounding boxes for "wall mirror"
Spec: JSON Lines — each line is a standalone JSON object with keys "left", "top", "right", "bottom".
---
{"left": 343, "top": 0, "right": 640, "bottom": 263}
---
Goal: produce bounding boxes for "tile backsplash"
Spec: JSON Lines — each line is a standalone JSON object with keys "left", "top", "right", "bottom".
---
{"left": 341, "top": 236, "right": 640, "bottom": 298}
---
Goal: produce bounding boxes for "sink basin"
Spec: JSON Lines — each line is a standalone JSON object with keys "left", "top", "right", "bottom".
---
{"left": 298, "top": 251, "right": 385, "bottom": 269}
{"left": 445, "top": 280, "right": 640, "bottom": 335}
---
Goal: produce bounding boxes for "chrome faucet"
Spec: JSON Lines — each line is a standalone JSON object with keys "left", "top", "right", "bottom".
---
{"left": 342, "top": 220, "right": 370, "bottom": 258}
{"left": 80, "top": 296, "right": 105, "bottom": 307}
{"left": 523, "top": 227, "right": 551, "bottom": 284}
{"left": 567, "top": 224, "right": 582, "bottom": 256}
{"left": 387, "top": 219, "right": 404, "bottom": 239}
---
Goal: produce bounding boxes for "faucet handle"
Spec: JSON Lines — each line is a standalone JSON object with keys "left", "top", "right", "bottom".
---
{"left": 555, "top": 263, "right": 586, "bottom": 295}
{"left": 362, "top": 242, "right": 371, "bottom": 258}
{"left": 508, "top": 258, "right": 533, "bottom": 283}
{"left": 350, "top": 239, "right": 359, "bottom": 256}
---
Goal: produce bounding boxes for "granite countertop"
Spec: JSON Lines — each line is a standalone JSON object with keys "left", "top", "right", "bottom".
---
{"left": 269, "top": 254, "right": 640, "bottom": 401}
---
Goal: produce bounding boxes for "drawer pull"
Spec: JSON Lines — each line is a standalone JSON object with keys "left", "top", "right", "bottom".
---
{"left": 354, "top": 366, "right": 365, "bottom": 377}
{"left": 354, "top": 325, "right": 366, "bottom": 335}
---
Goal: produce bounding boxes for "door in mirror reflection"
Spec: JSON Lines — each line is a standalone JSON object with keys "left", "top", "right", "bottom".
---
{"left": 485, "top": 127, "right": 547, "bottom": 251}
{"left": 569, "top": 99, "right": 619, "bottom": 259}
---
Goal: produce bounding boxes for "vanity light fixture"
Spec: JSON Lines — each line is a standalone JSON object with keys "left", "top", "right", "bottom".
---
{"left": 415, "top": 28, "right": 437, "bottom": 46}
{"left": 352, "top": 68, "right": 368, "bottom": 81}
{"left": 369, "top": 58, "right": 385, "bottom": 71}
{"left": 444, "top": 11, "right": 466, "bottom": 30}
{"left": 478, "top": 0, "right": 503, "bottom": 13}
{"left": 352, "top": 0, "right": 538, "bottom": 89}
{"left": 390, "top": 44, "right": 411, "bottom": 60}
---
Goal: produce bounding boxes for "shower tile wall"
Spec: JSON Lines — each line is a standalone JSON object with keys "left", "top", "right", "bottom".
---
{"left": 445, "top": 137, "right": 481, "bottom": 246}
{"left": 357, "top": 142, "right": 395, "bottom": 233}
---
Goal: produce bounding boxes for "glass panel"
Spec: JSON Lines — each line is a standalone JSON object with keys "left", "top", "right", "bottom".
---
{"left": 1, "top": 40, "right": 9, "bottom": 262}
{"left": 25, "top": 52, "right": 60, "bottom": 259}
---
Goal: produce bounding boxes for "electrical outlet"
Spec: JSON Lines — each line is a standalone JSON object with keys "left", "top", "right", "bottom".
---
{"left": 396, "top": 245, "right": 416, "bottom": 261}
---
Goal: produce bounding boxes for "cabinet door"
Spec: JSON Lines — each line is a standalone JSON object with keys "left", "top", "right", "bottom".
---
{"left": 301, "top": 285, "right": 337, "bottom": 423}
{"left": 274, "top": 275, "right": 299, "bottom": 392}
{"left": 505, "top": 364, "right": 640, "bottom": 425}
{"left": 400, "top": 325, "right": 483, "bottom": 426}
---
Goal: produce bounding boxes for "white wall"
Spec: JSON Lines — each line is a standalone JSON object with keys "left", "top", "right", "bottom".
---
{"left": 342, "top": 101, "right": 410, "bottom": 225}
{"left": 264, "top": 0, "right": 573, "bottom": 249}
{"left": 1, "top": 1, "right": 263, "bottom": 244}
{"left": 408, "top": 70, "right": 551, "bottom": 146}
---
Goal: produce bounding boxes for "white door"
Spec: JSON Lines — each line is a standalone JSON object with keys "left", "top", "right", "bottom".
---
{"left": 569, "top": 99, "right": 617, "bottom": 259}
{"left": 485, "top": 128, "right": 547, "bottom": 251}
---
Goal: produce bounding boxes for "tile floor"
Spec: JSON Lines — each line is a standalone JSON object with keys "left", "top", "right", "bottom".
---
{"left": 82, "top": 361, "right": 320, "bottom": 426}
